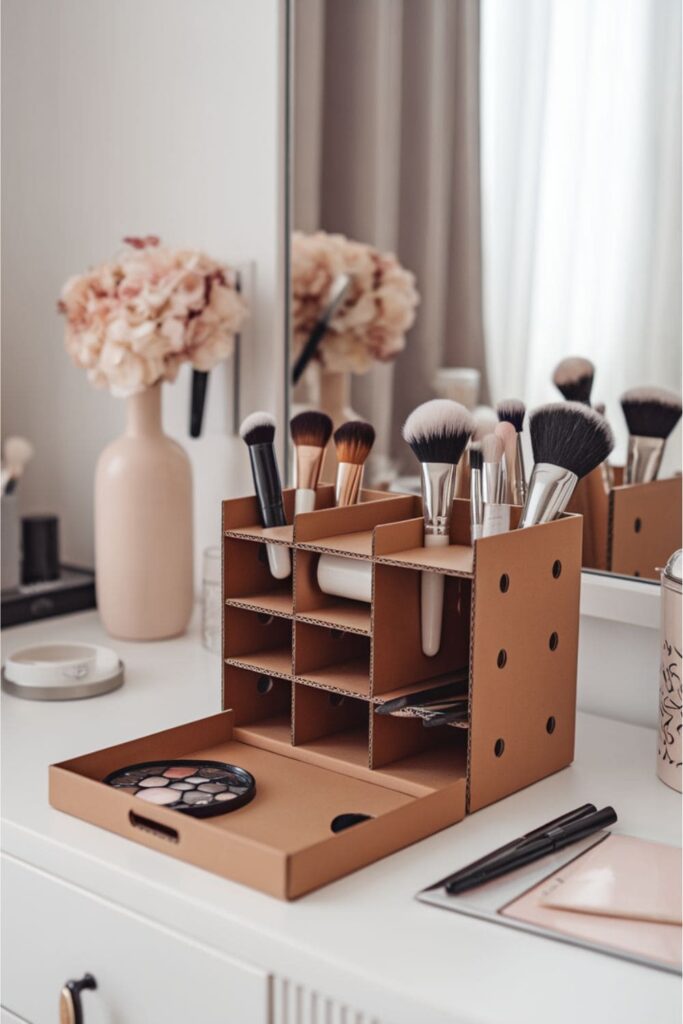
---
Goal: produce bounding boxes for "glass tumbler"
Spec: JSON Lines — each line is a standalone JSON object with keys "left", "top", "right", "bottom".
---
{"left": 202, "top": 546, "right": 222, "bottom": 654}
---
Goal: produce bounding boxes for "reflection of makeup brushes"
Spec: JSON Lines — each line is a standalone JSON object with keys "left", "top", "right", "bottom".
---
{"left": 292, "top": 274, "right": 353, "bottom": 385}
{"left": 497, "top": 399, "right": 527, "bottom": 503}
{"left": 552, "top": 357, "right": 595, "bottom": 405}
{"left": 620, "top": 387, "right": 682, "bottom": 484}
{"left": 289, "top": 410, "right": 333, "bottom": 514}
{"left": 239, "top": 412, "right": 291, "bottom": 579}
{"left": 519, "top": 403, "right": 614, "bottom": 527}
{"left": 403, "top": 400, "right": 473, "bottom": 657}
{"left": 2, "top": 437, "right": 34, "bottom": 495}
{"left": 333, "top": 420, "right": 375, "bottom": 506}
{"left": 469, "top": 443, "right": 484, "bottom": 541}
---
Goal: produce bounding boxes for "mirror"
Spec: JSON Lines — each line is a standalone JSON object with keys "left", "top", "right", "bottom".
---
{"left": 288, "top": 0, "right": 682, "bottom": 581}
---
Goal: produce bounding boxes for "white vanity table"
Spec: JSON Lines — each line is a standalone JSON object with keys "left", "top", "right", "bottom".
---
{"left": 1, "top": 605, "right": 680, "bottom": 1024}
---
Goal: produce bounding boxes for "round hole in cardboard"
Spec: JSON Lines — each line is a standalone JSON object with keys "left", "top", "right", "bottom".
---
{"left": 499, "top": 573, "right": 510, "bottom": 593}
{"left": 330, "top": 629, "right": 345, "bottom": 640}
{"left": 330, "top": 813, "right": 373, "bottom": 833}
{"left": 634, "top": 517, "right": 642, "bottom": 533}
{"left": 497, "top": 649, "right": 507, "bottom": 669}
{"left": 494, "top": 738, "right": 505, "bottom": 757}
{"left": 549, "top": 632, "right": 559, "bottom": 651}
{"left": 257, "top": 613, "right": 275, "bottom": 626}
{"left": 546, "top": 716, "right": 556, "bottom": 734}
{"left": 329, "top": 693, "right": 346, "bottom": 708}
{"left": 552, "top": 560, "right": 562, "bottom": 579}
{"left": 256, "top": 675, "right": 273, "bottom": 695}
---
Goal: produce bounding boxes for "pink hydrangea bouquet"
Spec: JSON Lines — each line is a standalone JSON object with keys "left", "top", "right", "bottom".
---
{"left": 292, "top": 230, "right": 419, "bottom": 374}
{"left": 58, "top": 236, "right": 248, "bottom": 396}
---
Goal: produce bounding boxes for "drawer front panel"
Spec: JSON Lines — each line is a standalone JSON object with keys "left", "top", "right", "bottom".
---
{"left": 1, "top": 856, "right": 270, "bottom": 1024}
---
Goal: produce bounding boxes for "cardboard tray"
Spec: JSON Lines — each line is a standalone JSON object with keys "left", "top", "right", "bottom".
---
{"left": 50, "top": 486, "right": 583, "bottom": 899}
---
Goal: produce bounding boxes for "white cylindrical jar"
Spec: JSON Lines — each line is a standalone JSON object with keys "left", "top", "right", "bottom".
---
{"left": 657, "top": 549, "right": 682, "bottom": 792}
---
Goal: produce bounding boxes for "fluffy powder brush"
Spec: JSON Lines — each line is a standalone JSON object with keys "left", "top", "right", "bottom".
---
{"left": 620, "top": 387, "right": 682, "bottom": 484}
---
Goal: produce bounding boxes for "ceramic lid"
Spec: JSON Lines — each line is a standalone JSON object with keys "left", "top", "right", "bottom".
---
{"left": 663, "top": 549, "right": 683, "bottom": 585}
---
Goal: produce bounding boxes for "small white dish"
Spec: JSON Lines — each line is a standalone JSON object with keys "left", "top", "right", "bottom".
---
{"left": 2, "top": 642, "right": 124, "bottom": 700}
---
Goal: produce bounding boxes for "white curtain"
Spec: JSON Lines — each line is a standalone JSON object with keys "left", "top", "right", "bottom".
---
{"left": 481, "top": 0, "right": 682, "bottom": 466}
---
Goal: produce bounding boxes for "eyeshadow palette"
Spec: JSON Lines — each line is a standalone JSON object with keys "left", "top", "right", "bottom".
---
{"left": 103, "top": 759, "right": 256, "bottom": 818}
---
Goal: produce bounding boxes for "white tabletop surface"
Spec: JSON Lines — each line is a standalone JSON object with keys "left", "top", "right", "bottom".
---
{"left": 2, "top": 610, "right": 681, "bottom": 1024}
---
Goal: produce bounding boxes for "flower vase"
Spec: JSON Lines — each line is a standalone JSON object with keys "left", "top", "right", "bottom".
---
{"left": 318, "top": 369, "right": 361, "bottom": 483}
{"left": 95, "top": 384, "right": 193, "bottom": 640}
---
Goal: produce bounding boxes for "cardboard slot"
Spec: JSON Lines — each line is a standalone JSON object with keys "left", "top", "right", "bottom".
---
{"left": 224, "top": 536, "right": 293, "bottom": 616}
{"left": 294, "top": 620, "right": 371, "bottom": 696}
{"left": 224, "top": 664, "right": 292, "bottom": 738}
{"left": 293, "top": 685, "right": 370, "bottom": 768}
{"left": 372, "top": 564, "right": 471, "bottom": 695}
{"left": 223, "top": 487, "right": 301, "bottom": 545}
{"left": 373, "top": 502, "right": 474, "bottom": 575}
{"left": 371, "top": 710, "right": 468, "bottom": 791}
{"left": 294, "top": 548, "right": 371, "bottom": 634}
{"left": 609, "top": 474, "right": 682, "bottom": 581}
{"left": 295, "top": 493, "right": 419, "bottom": 554}
{"left": 224, "top": 606, "right": 293, "bottom": 679}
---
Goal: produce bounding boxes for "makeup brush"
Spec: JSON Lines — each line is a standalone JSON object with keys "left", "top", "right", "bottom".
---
{"left": 333, "top": 420, "right": 375, "bottom": 506}
{"left": 469, "top": 443, "right": 484, "bottom": 542}
{"left": 494, "top": 421, "right": 516, "bottom": 503}
{"left": 591, "top": 402, "right": 614, "bottom": 489}
{"left": 552, "top": 357, "right": 595, "bottom": 405}
{"left": 519, "top": 402, "right": 614, "bottom": 527}
{"left": 403, "top": 399, "right": 473, "bottom": 657}
{"left": 473, "top": 405, "right": 498, "bottom": 441}
{"left": 239, "top": 412, "right": 291, "bottom": 579}
{"left": 292, "top": 274, "right": 353, "bottom": 385}
{"left": 3, "top": 437, "right": 34, "bottom": 495}
{"left": 481, "top": 434, "right": 505, "bottom": 504}
{"left": 594, "top": 402, "right": 606, "bottom": 416}
{"left": 289, "top": 410, "right": 333, "bottom": 514}
{"left": 620, "top": 387, "right": 682, "bottom": 484}
{"left": 497, "top": 399, "right": 527, "bottom": 503}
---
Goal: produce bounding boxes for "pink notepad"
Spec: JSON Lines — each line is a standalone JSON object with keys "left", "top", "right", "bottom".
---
{"left": 501, "top": 835, "right": 682, "bottom": 970}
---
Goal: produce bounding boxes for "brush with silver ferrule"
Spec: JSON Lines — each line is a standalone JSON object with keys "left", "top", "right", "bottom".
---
{"left": 519, "top": 403, "right": 614, "bottom": 528}
{"left": 455, "top": 405, "right": 497, "bottom": 498}
{"left": 494, "top": 421, "right": 516, "bottom": 503}
{"left": 289, "top": 410, "right": 333, "bottom": 514}
{"left": 620, "top": 387, "right": 682, "bottom": 484}
{"left": 333, "top": 420, "right": 375, "bottom": 506}
{"left": 592, "top": 401, "right": 614, "bottom": 490}
{"left": 552, "top": 357, "right": 595, "bottom": 405}
{"left": 239, "top": 412, "right": 291, "bottom": 579}
{"left": 481, "top": 434, "right": 505, "bottom": 504}
{"left": 403, "top": 399, "right": 473, "bottom": 657}
{"left": 497, "top": 399, "right": 527, "bottom": 503}
{"left": 469, "top": 443, "right": 484, "bottom": 541}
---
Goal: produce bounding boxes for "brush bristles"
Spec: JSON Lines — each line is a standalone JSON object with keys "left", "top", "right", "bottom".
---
{"left": 481, "top": 434, "right": 504, "bottom": 464}
{"left": 473, "top": 406, "right": 498, "bottom": 441}
{"left": 594, "top": 402, "right": 606, "bottom": 417}
{"left": 239, "top": 411, "right": 276, "bottom": 446}
{"left": 620, "top": 387, "right": 682, "bottom": 439}
{"left": 334, "top": 420, "right": 375, "bottom": 465}
{"left": 289, "top": 410, "right": 333, "bottom": 449}
{"left": 469, "top": 442, "right": 482, "bottom": 471}
{"left": 496, "top": 399, "right": 526, "bottom": 432}
{"left": 529, "top": 402, "right": 614, "bottom": 479}
{"left": 402, "top": 399, "right": 473, "bottom": 464}
{"left": 552, "top": 357, "right": 595, "bottom": 404}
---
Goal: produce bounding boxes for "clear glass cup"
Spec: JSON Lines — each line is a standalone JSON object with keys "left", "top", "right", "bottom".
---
{"left": 201, "top": 546, "right": 222, "bottom": 654}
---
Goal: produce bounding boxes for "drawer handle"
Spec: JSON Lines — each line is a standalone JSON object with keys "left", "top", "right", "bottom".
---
{"left": 59, "top": 973, "right": 96, "bottom": 1024}
{"left": 129, "top": 809, "right": 179, "bottom": 843}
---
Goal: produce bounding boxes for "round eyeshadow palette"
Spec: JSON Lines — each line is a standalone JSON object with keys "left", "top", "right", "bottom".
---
{"left": 103, "top": 760, "right": 256, "bottom": 818}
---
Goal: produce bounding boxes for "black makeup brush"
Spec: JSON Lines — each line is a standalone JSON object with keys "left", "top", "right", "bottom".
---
{"left": 519, "top": 402, "right": 614, "bottom": 527}
{"left": 403, "top": 399, "right": 474, "bottom": 656}
{"left": 333, "top": 420, "right": 375, "bottom": 506}
{"left": 290, "top": 410, "right": 333, "bottom": 514}
{"left": 239, "top": 412, "right": 291, "bottom": 579}
{"left": 552, "top": 357, "right": 595, "bottom": 405}
{"left": 620, "top": 387, "right": 682, "bottom": 484}
{"left": 497, "top": 399, "right": 527, "bottom": 503}
{"left": 292, "top": 274, "right": 352, "bottom": 385}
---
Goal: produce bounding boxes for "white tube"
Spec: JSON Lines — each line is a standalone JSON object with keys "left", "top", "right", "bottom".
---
{"left": 266, "top": 543, "right": 291, "bottom": 580}
{"left": 421, "top": 534, "right": 449, "bottom": 657}
{"left": 294, "top": 489, "right": 316, "bottom": 515}
{"left": 317, "top": 554, "right": 372, "bottom": 603}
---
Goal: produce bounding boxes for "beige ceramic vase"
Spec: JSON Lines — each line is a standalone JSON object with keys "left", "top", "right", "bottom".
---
{"left": 95, "top": 384, "right": 193, "bottom": 640}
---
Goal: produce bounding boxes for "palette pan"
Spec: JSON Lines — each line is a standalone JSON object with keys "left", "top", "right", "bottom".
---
{"left": 103, "top": 759, "right": 256, "bottom": 818}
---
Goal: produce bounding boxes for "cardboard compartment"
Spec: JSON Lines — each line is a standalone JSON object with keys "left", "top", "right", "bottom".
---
{"left": 50, "top": 712, "right": 466, "bottom": 900}
{"left": 294, "top": 547, "right": 371, "bottom": 634}
{"left": 295, "top": 493, "right": 419, "bottom": 558}
{"left": 294, "top": 620, "right": 371, "bottom": 696}
{"left": 372, "top": 562, "right": 471, "bottom": 695}
{"left": 293, "top": 684, "right": 370, "bottom": 769}
{"left": 224, "top": 606, "right": 293, "bottom": 679}
{"left": 371, "top": 709, "right": 468, "bottom": 797}
{"left": 224, "top": 536, "right": 293, "bottom": 617}
{"left": 224, "top": 664, "right": 292, "bottom": 748}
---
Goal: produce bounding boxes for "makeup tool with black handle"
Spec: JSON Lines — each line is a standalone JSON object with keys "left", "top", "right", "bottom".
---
{"left": 292, "top": 274, "right": 352, "bottom": 385}
{"left": 189, "top": 370, "right": 210, "bottom": 438}
{"left": 445, "top": 805, "right": 617, "bottom": 895}
{"left": 375, "top": 669, "right": 469, "bottom": 715}
{"left": 402, "top": 399, "right": 473, "bottom": 657}
{"left": 239, "top": 412, "right": 291, "bottom": 579}
{"left": 497, "top": 399, "right": 527, "bottom": 504}
{"left": 620, "top": 387, "right": 682, "bottom": 484}
{"left": 519, "top": 403, "right": 614, "bottom": 528}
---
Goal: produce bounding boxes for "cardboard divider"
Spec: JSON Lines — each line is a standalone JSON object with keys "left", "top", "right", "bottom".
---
{"left": 372, "top": 563, "right": 471, "bottom": 695}
{"left": 295, "top": 493, "right": 418, "bottom": 555}
{"left": 371, "top": 711, "right": 468, "bottom": 796}
{"left": 224, "top": 536, "right": 293, "bottom": 616}
{"left": 224, "top": 606, "right": 293, "bottom": 679}
{"left": 373, "top": 502, "right": 474, "bottom": 575}
{"left": 224, "top": 664, "right": 292, "bottom": 732}
{"left": 293, "top": 683, "right": 369, "bottom": 753}
{"left": 293, "top": 548, "right": 371, "bottom": 634}
{"left": 294, "top": 620, "right": 371, "bottom": 696}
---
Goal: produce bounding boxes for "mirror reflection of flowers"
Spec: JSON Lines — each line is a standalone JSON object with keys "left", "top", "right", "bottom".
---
{"left": 58, "top": 236, "right": 248, "bottom": 397}
{"left": 292, "top": 230, "right": 419, "bottom": 374}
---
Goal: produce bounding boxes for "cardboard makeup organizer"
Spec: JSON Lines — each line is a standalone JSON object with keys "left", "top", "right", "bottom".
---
{"left": 51, "top": 486, "right": 582, "bottom": 899}
{"left": 569, "top": 467, "right": 682, "bottom": 579}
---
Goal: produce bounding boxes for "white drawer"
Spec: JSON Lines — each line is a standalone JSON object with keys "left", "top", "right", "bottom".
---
{"left": 1, "top": 855, "right": 270, "bottom": 1024}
